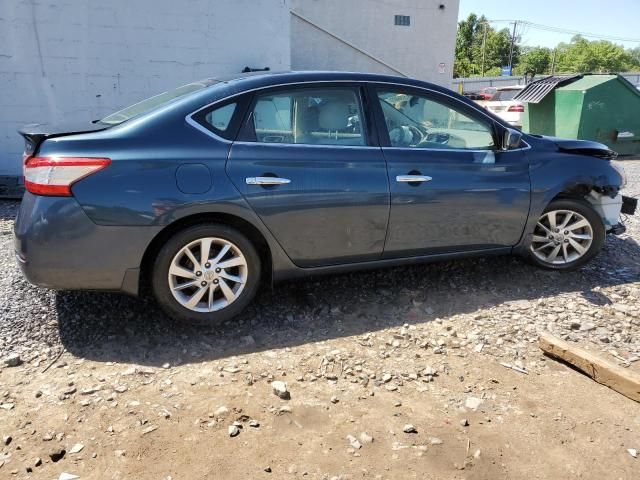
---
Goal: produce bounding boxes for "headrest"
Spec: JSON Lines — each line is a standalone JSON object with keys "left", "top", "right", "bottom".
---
{"left": 318, "top": 101, "right": 349, "bottom": 131}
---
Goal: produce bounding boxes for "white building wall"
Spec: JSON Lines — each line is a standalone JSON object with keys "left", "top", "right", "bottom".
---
{"left": 0, "top": 0, "right": 291, "bottom": 176}
{"left": 291, "top": 0, "right": 458, "bottom": 85}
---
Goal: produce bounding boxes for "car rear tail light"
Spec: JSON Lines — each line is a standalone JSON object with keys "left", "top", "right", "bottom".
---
{"left": 24, "top": 157, "right": 111, "bottom": 196}
{"left": 507, "top": 105, "right": 525, "bottom": 112}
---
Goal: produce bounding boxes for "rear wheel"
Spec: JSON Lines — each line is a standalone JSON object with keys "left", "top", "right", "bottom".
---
{"left": 152, "top": 224, "right": 261, "bottom": 325}
{"left": 526, "top": 198, "right": 605, "bottom": 271}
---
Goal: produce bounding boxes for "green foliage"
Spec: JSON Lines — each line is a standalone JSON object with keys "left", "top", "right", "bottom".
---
{"left": 454, "top": 15, "right": 640, "bottom": 78}
{"left": 454, "top": 14, "right": 519, "bottom": 77}
{"left": 555, "top": 36, "right": 639, "bottom": 73}
{"left": 515, "top": 47, "right": 551, "bottom": 78}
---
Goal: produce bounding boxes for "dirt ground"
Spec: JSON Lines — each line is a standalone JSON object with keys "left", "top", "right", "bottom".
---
{"left": 1, "top": 161, "right": 639, "bottom": 480}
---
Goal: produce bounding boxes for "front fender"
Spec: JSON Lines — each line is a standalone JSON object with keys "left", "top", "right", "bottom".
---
{"left": 516, "top": 152, "right": 622, "bottom": 252}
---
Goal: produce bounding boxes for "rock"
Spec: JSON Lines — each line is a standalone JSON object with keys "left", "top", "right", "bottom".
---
{"left": 58, "top": 474, "right": 80, "bottom": 480}
{"left": 382, "top": 373, "right": 392, "bottom": 383}
{"left": 460, "top": 419, "right": 470, "bottom": 427}
{"left": 628, "top": 448, "right": 637, "bottom": 458}
{"left": 114, "top": 385, "right": 128, "bottom": 393}
{"left": 69, "top": 443, "right": 84, "bottom": 454}
{"left": 142, "top": 425, "right": 158, "bottom": 435}
{"left": 429, "top": 437, "right": 443, "bottom": 445}
{"left": 264, "top": 466, "right": 272, "bottom": 473}
{"left": 3, "top": 354, "right": 21, "bottom": 367}
{"left": 569, "top": 322, "right": 581, "bottom": 330}
{"left": 330, "top": 395, "right": 339, "bottom": 404}
{"left": 114, "top": 450, "right": 126, "bottom": 457}
{"left": 359, "top": 432, "right": 374, "bottom": 444}
{"left": 346, "top": 435, "right": 362, "bottom": 449}
{"left": 403, "top": 424, "right": 417, "bottom": 434}
{"left": 228, "top": 425, "right": 240, "bottom": 437}
{"left": 49, "top": 448, "right": 66, "bottom": 463}
{"left": 271, "top": 381, "right": 290, "bottom": 400}
{"left": 249, "top": 420, "right": 260, "bottom": 428}
{"left": 214, "top": 406, "right": 229, "bottom": 417}
{"left": 34, "top": 457, "right": 42, "bottom": 467}
{"left": 465, "top": 396, "right": 483, "bottom": 411}
{"left": 2, "top": 435, "right": 11, "bottom": 446}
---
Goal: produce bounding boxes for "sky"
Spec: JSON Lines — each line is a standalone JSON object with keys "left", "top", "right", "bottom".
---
{"left": 458, "top": 0, "right": 640, "bottom": 50}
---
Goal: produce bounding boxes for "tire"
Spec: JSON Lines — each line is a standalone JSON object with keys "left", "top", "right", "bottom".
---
{"left": 151, "top": 224, "right": 261, "bottom": 326}
{"left": 525, "top": 198, "right": 605, "bottom": 271}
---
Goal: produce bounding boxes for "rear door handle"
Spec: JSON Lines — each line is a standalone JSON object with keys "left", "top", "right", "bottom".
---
{"left": 246, "top": 177, "right": 291, "bottom": 186}
{"left": 396, "top": 175, "right": 432, "bottom": 183}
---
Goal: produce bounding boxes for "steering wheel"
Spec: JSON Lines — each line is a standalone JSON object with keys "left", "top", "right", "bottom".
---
{"left": 418, "top": 131, "right": 451, "bottom": 148}
{"left": 407, "top": 126, "right": 425, "bottom": 146}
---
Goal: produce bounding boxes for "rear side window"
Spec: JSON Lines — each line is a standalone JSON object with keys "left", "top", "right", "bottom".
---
{"left": 205, "top": 103, "right": 237, "bottom": 132}
{"left": 191, "top": 95, "right": 251, "bottom": 141}
{"left": 244, "top": 87, "right": 366, "bottom": 146}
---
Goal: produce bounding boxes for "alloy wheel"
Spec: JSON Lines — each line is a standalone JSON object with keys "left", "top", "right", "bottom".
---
{"left": 530, "top": 209, "right": 594, "bottom": 265}
{"left": 168, "top": 237, "right": 248, "bottom": 312}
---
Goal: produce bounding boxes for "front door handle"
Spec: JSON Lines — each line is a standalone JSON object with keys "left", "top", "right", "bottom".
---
{"left": 246, "top": 176, "right": 291, "bottom": 186}
{"left": 396, "top": 175, "right": 432, "bottom": 183}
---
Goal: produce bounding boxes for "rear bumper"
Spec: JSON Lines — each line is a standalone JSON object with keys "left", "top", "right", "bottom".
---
{"left": 13, "top": 192, "right": 161, "bottom": 294}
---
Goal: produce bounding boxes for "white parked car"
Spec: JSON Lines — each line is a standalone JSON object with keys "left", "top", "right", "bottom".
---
{"left": 478, "top": 85, "right": 525, "bottom": 129}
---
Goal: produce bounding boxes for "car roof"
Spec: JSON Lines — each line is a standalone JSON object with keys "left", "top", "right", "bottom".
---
{"left": 200, "top": 70, "right": 454, "bottom": 95}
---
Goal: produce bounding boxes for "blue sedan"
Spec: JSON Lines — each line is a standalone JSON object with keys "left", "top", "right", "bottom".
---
{"left": 14, "top": 72, "right": 635, "bottom": 324}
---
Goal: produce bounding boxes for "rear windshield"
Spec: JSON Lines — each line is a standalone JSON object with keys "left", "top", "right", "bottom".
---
{"left": 99, "top": 80, "right": 217, "bottom": 125}
{"left": 492, "top": 89, "right": 521, "bottom": 101}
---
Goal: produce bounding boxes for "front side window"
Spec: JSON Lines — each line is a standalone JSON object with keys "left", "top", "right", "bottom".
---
{"left": 377, "top": 90, "right": 495, "bottom": 150}
{"left": 249, "top": 88, "right": 365, "bottom": 146}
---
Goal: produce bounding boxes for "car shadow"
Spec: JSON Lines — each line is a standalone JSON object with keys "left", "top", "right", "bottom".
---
{"left": 56, "top": 234, "right": 640, "bottom": 367}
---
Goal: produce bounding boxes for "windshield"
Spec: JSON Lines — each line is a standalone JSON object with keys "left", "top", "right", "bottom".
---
{"left": 100, "top": 80, "right": 217, "bottom": 125}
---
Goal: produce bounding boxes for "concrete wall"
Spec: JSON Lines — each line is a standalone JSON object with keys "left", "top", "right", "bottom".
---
{"left": 0, "top": 0, "right": 291, "bottom": 175}
{"left": 291, "top": 0, "right": 458, "bottom": 85}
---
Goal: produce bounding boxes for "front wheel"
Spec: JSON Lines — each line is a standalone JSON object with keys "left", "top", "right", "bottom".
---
{"left": 526, "top": 198, "right": 605, "bottom": 271}
{"left": 151, "top": 224, "right": 261, "bottom": 325}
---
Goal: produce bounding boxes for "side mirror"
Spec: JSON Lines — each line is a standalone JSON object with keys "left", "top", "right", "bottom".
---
{"left": 502, "top": 128, "right": 523, "bottom": 151}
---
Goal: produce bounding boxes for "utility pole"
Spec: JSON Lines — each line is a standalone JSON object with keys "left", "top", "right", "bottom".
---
{"left": 481, "top": 21, "right": 488, "bottom": 77}
{"left": 550, "top": 48, "right": 557, "bottom": 75}
{"left": 507, "top": 20, "right": 518, "bottom": 75}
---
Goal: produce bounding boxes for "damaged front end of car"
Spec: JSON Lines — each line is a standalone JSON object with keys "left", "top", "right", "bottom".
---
{"left": 549, "top": 137, "right": 637, "bottom": 234}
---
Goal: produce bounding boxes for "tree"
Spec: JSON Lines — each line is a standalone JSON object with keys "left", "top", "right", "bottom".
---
{"left": 454, "top": 14, "right": 519, "bottom": 77}
{"left": 555, "top": 36, "right": 638, "bottom": 73}
{"left": 516, "top": 46, "right": 552, "bottom": 78}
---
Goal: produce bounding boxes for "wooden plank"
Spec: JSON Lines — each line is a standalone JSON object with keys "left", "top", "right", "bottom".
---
{"left": 539, "top": 332, "right": 640, "bottom": 403}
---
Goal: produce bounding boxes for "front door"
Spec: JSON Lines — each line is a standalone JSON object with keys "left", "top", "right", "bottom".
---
{"left": 226, "top": 84, "right": 389, "bottom": 267}
{"left": 370, "top": 85, "right": 531, "bottom": 257}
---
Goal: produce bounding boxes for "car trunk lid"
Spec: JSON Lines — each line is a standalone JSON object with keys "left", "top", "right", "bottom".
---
{"left": 18, "top": 121, "right": 111, "bottom": 157}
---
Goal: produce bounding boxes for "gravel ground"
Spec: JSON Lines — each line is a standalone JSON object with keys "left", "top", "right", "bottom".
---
{"left": 1, "top": 162, "right": 639, "bottom": 368}
{"left": 0, "top": 161, "right": 639, "bottom": 479}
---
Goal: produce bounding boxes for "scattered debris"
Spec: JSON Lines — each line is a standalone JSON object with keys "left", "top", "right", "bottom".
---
{"left": 346, "top": 435, "right": 362, "bottom": 450}
{"left": 499, "top": 362, "right": 529, "bottom": 374}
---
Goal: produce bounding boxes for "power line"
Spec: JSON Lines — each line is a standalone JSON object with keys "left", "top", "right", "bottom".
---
{"left": 486, "top": 19, "right": 640, "bottom": 44}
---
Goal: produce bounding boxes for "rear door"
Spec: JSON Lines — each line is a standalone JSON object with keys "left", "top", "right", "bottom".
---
{"left": 369, "top": 84, "right": 531, "bottom": 257}
{"left": 225, "top": 83, "right": 389, "bottom": 268}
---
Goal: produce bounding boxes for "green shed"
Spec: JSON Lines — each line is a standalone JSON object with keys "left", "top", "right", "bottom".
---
{"left": 518, "top": 74, "right": 640, "bottom": 155}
